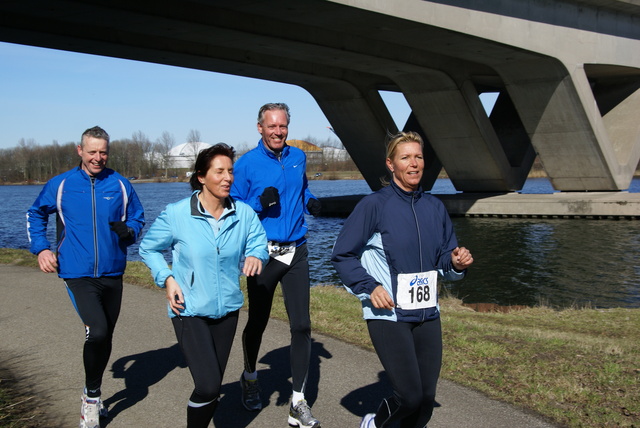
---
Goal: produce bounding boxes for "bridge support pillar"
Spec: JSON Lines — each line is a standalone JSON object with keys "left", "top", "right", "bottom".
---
{"left": 500, "top": 58, "right": 640, "bottom": 191}
{"left": 304, "top": 80, "right": 396, "bottom": 190}
{"left": 395, "top": 72, "right": 534, "bottom": 192}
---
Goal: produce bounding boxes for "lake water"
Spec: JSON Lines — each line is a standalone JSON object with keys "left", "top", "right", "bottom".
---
{"left": 4, "top": 178, "right": 640, "bottom": 309}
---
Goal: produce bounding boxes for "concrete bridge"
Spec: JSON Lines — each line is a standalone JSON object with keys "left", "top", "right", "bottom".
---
{"left": 1, "top": 0, "right": 639, "bottom": 195}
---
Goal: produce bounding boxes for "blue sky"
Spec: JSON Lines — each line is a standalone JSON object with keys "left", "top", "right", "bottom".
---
{"left": 0, "top": 41, "right": 411, "bottom": 151}
{"left": 0, "top": 41, "right": 495, "bottom": 151}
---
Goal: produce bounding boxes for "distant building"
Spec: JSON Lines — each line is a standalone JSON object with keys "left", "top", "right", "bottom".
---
{"left": 166, "top": 142, "right": 212, "bottom": 169}
{"left": 322, "top": 147, "right": 350, "bottom": 162}
{"left": 287, "top": 139, "right": 323, "bottom": 165}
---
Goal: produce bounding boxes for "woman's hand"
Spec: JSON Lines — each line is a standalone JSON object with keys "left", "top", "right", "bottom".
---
{"left": 242, "top": 256, "right": 263, "bottom": 277}
{"left": 165, "top": 276, "right": 185, "bottom": 316}
{"left": 370, "top": 285, "right": 395, "bottom": 310}
{"left": 452, "top": 246, "right": 474, "bottom": 271}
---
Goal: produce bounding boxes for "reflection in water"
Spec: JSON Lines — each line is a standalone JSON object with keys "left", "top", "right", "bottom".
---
{"left": 447, "top": 218, "right": 640, "bottom": 308}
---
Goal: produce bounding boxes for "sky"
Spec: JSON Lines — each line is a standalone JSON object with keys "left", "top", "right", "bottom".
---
{"left": 0, "top": 41, "right": 418, "bottom": 151}
{"left": 0, "top": 41, "right": 497, "bottom": 152}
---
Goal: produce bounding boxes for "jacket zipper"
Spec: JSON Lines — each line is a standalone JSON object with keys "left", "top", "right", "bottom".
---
{"left": 411, "top": 192, "right": 423, "bottom": 272}
{"left": 411, "top": 192, "right": 428, "bottom": 322}
{"left": 91, "top": 176, "right": 98, "bottom": 277}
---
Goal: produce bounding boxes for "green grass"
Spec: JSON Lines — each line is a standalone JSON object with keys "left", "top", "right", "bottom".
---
{"left": 1, "top": 249, "right": 639, "bottom": 427}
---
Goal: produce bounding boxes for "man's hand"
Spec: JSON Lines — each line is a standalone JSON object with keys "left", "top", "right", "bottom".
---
{"left": 110, "top": 221, "right": 133, "bottom": 240}
{"left": 307, "top": 198, "right": 321, "bottom": 216}
{"left": 37, "top": 249, "right": 58, "bottom": 273}
{"left": 259, "top": 187, "right": 280, "bottom": 210}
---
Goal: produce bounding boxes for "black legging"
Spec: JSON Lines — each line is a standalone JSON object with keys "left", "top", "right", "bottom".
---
{"left": 367, "top": 317, "right": 442, "bottom": 428}
{"left": 172, "top": 311, "right": 239, "bottom": 428}
{"left": 65, "top": 276, "right": 123, "bottom": 397}
{"left": 242, "top": 243, "right": 311, "bottom": 393}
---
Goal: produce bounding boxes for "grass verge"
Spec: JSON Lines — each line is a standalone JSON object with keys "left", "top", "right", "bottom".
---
{"left": 1, "top": 249, "right": 638, "bottom": 427}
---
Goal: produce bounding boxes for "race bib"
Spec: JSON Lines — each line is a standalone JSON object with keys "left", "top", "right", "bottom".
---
{"left": 396, "top": 271, "right": 438, "bottom": 310}
{"left": 268, "top": 243, "right": 296, "bottom": 266}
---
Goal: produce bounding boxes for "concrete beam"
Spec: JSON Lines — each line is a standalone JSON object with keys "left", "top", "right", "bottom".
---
{"left": 437, "top": 192, "right": 640, "bottom": 219}
{"left": 319, "top": 192, "right": 640, "bottom": 219}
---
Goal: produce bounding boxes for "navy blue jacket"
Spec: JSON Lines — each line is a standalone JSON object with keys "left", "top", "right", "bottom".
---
{"left": 331, "top": 180, "right": 464, "bottom": 322}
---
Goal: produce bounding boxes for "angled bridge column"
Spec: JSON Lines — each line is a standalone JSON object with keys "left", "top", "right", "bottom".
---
{"left": 394, "top": 72, "right": 535, "bottom": 192}
{"left": 500, "top": 58, "right": 640, "bottom": 191}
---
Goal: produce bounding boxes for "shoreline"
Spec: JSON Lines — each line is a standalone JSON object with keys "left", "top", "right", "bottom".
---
{"left": 4, "top": 169, "right": 639, "bottom": 186}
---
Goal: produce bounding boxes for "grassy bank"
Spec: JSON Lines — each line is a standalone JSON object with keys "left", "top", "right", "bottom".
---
{"left": 1, "top": 248, "right": 638, "bottom": 427}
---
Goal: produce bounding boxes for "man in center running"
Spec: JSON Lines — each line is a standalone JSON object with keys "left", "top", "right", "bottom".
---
{"left": 231, "top": 102, "right": 322, "bottom": 428}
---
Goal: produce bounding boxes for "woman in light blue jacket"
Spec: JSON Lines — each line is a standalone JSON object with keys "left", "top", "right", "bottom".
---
{"left": 140, "top": 143, "right": 268, "bottom": 428}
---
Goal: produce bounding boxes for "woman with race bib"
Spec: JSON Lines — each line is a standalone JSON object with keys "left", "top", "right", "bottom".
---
{"left": 331, "top": 131, "right": 473, "bottom": 428}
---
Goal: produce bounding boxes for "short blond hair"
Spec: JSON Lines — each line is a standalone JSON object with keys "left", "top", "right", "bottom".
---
{"left": 385, "top": 131, "right": 424, "bottom": 160}
{"left": 381, "top": 131, "right": 425, "bottom": 186}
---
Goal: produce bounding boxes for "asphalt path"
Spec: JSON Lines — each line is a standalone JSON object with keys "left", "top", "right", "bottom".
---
{"left": 0, "top": 264, "right": 559, "bottom": 427}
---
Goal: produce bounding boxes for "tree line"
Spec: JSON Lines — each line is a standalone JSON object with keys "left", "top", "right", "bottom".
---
{"left": 0, "top": 131, "right": 355, "bottom": 184}
{"left": 0, "top": 130, "right": 176, "bottom": 183}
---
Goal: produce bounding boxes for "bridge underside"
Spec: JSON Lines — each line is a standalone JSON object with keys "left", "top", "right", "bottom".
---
{"left": 1, "top": 0, "right": 639, "bottom": 192}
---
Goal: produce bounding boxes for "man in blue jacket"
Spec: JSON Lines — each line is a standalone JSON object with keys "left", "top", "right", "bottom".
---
{"left": 231, "top": 103, "right": 322, "bottom": 428}
{"left": 27, "top": 126, "right": 145, "bottom": 428}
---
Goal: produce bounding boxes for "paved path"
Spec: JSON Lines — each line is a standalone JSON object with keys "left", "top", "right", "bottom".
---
{"left": 0, "top": 264, "right": 558, "bottom": 427}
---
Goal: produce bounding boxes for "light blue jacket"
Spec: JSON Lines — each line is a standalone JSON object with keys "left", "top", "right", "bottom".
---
{"left": 139, "top": 192, "right": 268, "bottom": 319}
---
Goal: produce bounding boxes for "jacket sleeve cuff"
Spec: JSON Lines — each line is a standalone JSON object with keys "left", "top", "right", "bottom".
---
{"left": 155, "top": 268, "right": 173, "bottom": 288}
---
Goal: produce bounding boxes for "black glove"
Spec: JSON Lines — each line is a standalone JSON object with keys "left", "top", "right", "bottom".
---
{"left": 110, "top": 221, "right": 134, "bottom": 241}
{"left": 260, "top": 187, "right": 280, "bottom": 210}
{"left": 307, "top": 198, "right": 322, "bottom": 216}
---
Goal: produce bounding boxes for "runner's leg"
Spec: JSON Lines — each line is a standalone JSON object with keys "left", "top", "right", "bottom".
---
{"left": 65, "top": 276, "right": 123, "bottom": 398}
{"left": 280, "top": 243, "right": 312, "bottom": 393}
{"left": 242, "top": 259, "right": 284, "bottom": 373}
{"left": 173, "top": 311, "right": 239, "bottom": 428}
{"left": 366, "top": 319, "right": 423, "bottom": 428}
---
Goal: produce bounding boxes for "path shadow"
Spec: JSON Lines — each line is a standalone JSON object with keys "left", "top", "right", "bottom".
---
{"left": 102, "top": 343, "right": 186, "bottom": 426}
{"left": 341, "top": 370, "right": 392, "bottom": 417}
{"left": 213, "top": 338, "right": 332, "bottom": 428}
{"left": 341, "top": 370, "right": 441, "bottom": 427}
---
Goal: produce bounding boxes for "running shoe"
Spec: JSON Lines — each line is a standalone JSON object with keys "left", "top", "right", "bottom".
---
{"left": 240, "top": 374, "right": 262, "bottom": 411}
{"left": 288, "top": 399, "right": 321, "bottom": 428}
{"left": 79, "top": 393, "right": 105, "bottom": 428}
{"left": 360, "top": 413, "right": 376, "bottom": 428}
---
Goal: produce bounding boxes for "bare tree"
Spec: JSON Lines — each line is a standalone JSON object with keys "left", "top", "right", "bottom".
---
{"left": 184, "top": 129, "right": 203, "bottom": 167}
{"left": 107, "top": 139, "right": 130, "bottom": 176}
{"left": 186, "top": 129, "right": 201, "bottom": 143}
{"left": 130, "top": 131, "right": 153, "bottom": 178}
{"left": 15, "top": 138, "right": 36, "bottom": 182}
{"left": 156, "top": 131, "right": 175, "bottom": 177}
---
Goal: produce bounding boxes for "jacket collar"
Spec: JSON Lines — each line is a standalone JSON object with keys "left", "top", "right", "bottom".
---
{"left": 190, "top": 191, "right": 235, "bottom": 217}
{"left": 76, "top": 166, "right": 112, "bottom": 181}
{"left": 389, "top": 178, "right": 423, "bottom": 202}
{"left": 257, "top": 139, "right": 289, "bottom": 159}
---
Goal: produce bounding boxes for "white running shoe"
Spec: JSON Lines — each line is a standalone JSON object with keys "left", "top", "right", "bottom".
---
{"left": 360, "top": 413, "right": 376, "bottom": 428}
{"left": 79, "top": 393, "right": 106, "bottom": 428}
{"left": 288, "top": 399, "right": 321, "bottom": 428}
